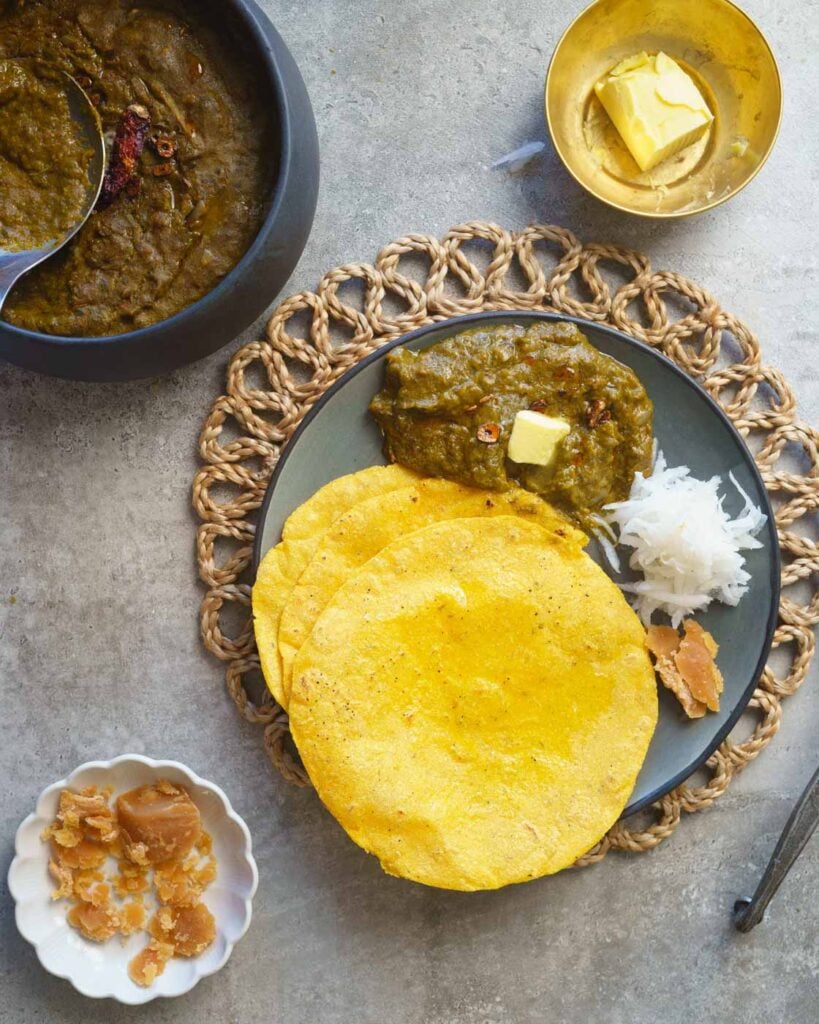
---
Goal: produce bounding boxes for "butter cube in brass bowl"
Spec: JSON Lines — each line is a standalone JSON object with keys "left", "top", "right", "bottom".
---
{"left": 545, "top": 0, "right": 782, "bottom": 218}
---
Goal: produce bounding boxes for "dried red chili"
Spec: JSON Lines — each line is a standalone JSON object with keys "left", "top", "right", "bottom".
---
{"left": 476, "top": 422, "right": 501, "bottom": 444}
{"left": 97, "top": 104, "right": 151, "bottom": 210}
{"left": 151, "top": 162, "right": 175, "bottom": 177}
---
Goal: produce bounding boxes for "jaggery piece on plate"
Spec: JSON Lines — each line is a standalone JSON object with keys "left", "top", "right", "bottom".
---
{"left": 678, "top": 620, "right": 724, "bottom": 711}
{"left": 72, "top": 874, "right": 110, "bottom": 906}
{"left": 48, "top": 857, "right": 76, "bottom": 900}
{"left": 196, "top": 830, "right": 213, "bottom": 856}
{"left": 58, "top": 787, "right": 112, "bottom": 825}
{"left": 47, "top": 825, "right": 82, "bottom": 849}
{"left": 113, "top": 861, "right": 151, "bottom": 898}
{"left": 644, "top": 624, "right": 680, "bottom": 661}
{"left": 42, "top": 779, "right": 218, "bottom": 989}
{"left": 67, "top": 899, "right": 121, "bottom": 942}
{"left": 51, "top": 837, "right": 108, "bottom": 871}
{"left": 128, "top": 939, "right": 175, "bottom": 987}
{"left": 149, "top": 903, "right": 216, "bottom": 957}
{"left": 117, "top": 779, "right": 201, "bottom": 865}
{"left": 646, "top": 619, "right": 723, "bottom": 718}
{"left": 50, "top": 788, "right": 118, "bottom": 843}
{"left": 154, "top": 854, "right": 216, "bottom": 907}
{"left": 119, "top": 901, "right": 148, "bottom": 936}
{"left": 153, "top": 861, "right": 201, "bottom": 907}
{"left": 653, "top": 656, "right": 707, "bottom": 719}
{"left": 84, "top": 814, "right": 119, "bottom": 844}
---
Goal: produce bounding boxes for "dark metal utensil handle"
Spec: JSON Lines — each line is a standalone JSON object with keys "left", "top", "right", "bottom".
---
{"left": 733, "top": 765, "right": 819, "bottom": 932}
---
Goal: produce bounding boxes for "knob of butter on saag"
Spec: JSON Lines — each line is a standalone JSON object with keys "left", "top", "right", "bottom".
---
{"left": 594, "top": 52, "right": 713, "bottom": 173}
{"left": 507, "top": 410, "right": 571, "bottom": 467}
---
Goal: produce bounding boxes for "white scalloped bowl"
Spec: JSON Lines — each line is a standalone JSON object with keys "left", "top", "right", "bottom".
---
{"left": 8, "top": 754, "right": 258, "bottom": 1005}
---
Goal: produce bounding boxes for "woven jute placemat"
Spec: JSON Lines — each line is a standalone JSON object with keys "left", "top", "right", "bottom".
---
{"left": 193, "top": 222, "right": 818, "bottom": 865}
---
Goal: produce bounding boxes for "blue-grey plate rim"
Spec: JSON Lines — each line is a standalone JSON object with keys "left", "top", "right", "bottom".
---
{"left": 252, "top": 309, "right": 781, "bottom": 818}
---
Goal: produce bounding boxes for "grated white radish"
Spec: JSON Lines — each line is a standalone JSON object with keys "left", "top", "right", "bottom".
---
{"left": 601, "top": 450, "right": 767, "bottom": 626}
{"left": 589, "top": 513, "right": 621, "bottom": 573}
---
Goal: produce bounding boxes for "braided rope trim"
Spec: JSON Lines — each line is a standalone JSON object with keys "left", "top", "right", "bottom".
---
{"left": 193, "top": 222, "right": 818, "bottom": 864}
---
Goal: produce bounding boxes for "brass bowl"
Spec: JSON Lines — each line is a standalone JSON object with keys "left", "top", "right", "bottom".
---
{"left": 545, "top": 0, "right": 782, "bottom": 217}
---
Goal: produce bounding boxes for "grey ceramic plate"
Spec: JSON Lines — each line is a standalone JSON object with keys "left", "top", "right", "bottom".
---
{"left": 253, "top": 311, "right": 780, "bottom": 816}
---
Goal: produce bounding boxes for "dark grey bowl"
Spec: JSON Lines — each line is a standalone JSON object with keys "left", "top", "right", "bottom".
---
{"left": 0, "top": 0, "right": 319, "bottom": 382}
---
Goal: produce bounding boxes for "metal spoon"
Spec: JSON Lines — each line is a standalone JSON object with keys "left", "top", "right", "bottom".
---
{"left": 0, "top": 62, "right": 105, "bottom": 314}
{"left": 733, "top": 764, "right": 819, "bottom": 931}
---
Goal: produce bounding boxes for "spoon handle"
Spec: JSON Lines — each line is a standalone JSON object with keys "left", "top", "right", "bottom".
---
{"left": 733, "top": 764, "right": 819, "bottom": 932}
{"left": 0, "top": 250, "right": 38, "bottom": 315}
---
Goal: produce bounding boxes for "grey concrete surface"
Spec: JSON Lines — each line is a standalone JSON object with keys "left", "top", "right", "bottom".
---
{"left": 1, "top": 1, "right": 817, "bottom": 1021}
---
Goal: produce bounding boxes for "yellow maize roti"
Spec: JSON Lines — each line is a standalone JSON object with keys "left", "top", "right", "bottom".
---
{"left": 277, "top": 479, "right": 586, "bottom": 707}
{"left": 252, "top": 464, "right": 418, "bottom": 704}
{"left": 290, "top": 516, "right": 657, "bottom": 891}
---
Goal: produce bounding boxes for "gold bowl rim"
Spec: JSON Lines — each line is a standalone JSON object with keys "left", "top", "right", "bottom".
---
{"left": 544, "top": 0, "right": 783, "bottom": 219}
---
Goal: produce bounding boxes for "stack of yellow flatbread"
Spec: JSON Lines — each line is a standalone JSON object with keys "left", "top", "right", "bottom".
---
{"left": 252, "top": 466, "right": 657, "bottom": 891}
